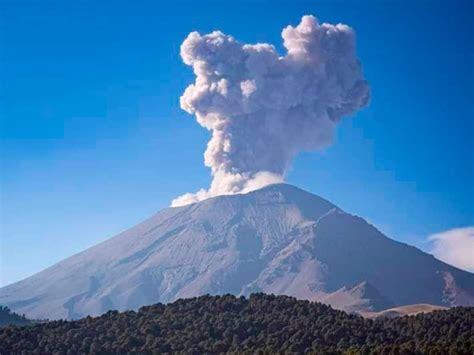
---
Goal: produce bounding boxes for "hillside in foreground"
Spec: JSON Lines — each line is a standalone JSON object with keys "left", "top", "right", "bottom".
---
{"left": 1, "top": 294, "right": 472, "bottom": 354}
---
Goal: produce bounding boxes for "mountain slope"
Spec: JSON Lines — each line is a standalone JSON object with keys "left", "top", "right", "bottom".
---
{"left": 1, "top": 184, "right": 473, "bottom": 320}
{"left": 322, "top": 281, "right": 395, "bottom": 313}
{"left": 360, "top": 304, "right": 449, "bottom": 319}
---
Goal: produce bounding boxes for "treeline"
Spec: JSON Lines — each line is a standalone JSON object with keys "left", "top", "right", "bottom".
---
{"left": 0, "top": 305, "right": 32, "bottom": 327}
{"left": 0, "top": 293, "right": 472, "bottom": 354}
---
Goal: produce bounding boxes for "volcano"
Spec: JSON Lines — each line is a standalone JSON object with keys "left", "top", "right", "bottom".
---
{"left": 1, "top": 184, "right": 473, "bottom": 320}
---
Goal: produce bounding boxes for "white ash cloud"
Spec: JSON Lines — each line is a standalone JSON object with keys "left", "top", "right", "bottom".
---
{"left": 172, "top": 15, "right": 370, "bottom": 207}
{"left": 429, "top": 227, "right": 474, "bottom": 272}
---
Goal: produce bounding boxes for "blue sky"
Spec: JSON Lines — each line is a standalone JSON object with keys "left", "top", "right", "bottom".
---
{"left": 1, "top": 0, "right": 473, "bottom": 286}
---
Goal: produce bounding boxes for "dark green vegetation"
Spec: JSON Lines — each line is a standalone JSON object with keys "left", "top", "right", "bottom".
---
{"left": 0, "top": 294, "right": 472, "bottom": 354}
{"left": 0, "top": 305, "right": 32, "bottom": 327}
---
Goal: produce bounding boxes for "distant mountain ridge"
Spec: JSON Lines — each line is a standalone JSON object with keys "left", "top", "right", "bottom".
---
{"left": 322, "top": 281, "right": 395, "bottom": 313}
{"left": 1, "top": 184, "right": 473, "bottom": 320}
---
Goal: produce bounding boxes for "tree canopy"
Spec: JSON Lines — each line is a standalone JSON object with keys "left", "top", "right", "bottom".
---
{"left": 1, "top": 293, "right": 472, "bottom": 354}
{"left": 0, "top": 305, "right": 32, "bottom": 327}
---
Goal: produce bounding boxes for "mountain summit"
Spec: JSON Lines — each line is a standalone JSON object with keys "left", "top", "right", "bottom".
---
{"left": 1, "top": 184, "right": 473, "bottom": 320}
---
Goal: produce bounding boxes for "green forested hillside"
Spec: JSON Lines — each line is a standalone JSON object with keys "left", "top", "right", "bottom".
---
{"left": 0, "top": 294, "right": 472, "bottom": 354}
{"left": 0, "top": 305, "right": 32, "bottom": 327}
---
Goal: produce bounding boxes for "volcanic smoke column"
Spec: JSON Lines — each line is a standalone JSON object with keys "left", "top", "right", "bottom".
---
{"left": 172, "top": 15, "right": 370, "bottom": 206}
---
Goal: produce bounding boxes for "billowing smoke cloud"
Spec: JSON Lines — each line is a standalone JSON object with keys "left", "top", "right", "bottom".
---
{"left": 429, "top": 227, "right": 474, "bottom": 272}
{"left": 172, "top": 15, "right": 370, "bottom": 207}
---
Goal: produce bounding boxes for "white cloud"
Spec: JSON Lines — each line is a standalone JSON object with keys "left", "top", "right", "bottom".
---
{"left": 173, "top": 15, "right": 370, "bottom": 206}
{"left": 171, "top": 171, "right": 283, "bottom": 207}
{"left": 429, "top": 227, "right": 474, "bottom": 272}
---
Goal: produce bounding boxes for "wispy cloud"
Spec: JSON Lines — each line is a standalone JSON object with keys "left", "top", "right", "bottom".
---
{"left": 429, "top": 227, "right": 474, "bottom": 272}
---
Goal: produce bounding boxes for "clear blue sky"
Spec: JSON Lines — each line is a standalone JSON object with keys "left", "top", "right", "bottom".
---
{"left": 1, "top": 0, "right": 473, "bottom": 286}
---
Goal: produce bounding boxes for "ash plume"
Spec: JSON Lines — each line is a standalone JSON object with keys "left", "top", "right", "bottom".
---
{"left": 172, "top": 15, "right": 370, "bottom": 206}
